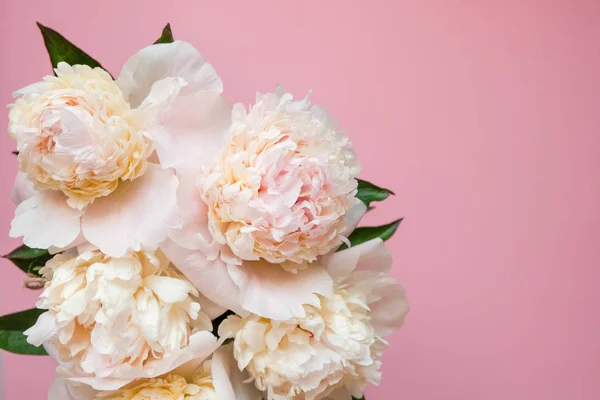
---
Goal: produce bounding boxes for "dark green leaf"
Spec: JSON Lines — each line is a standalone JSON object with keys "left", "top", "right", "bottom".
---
{"left": 0, "top": 308, "right": 47, "bottom": 355}
{"left": 37, "top": 22, "right": 106, "bottom": 72}
{"left": 352, "top": 397, "right": 365, "bottom": 400}
{"left": 12, "top": 151, "right": 19, "bottom": 155}
{"left": 340, "top": 218, "right": 403, "bottom": 250}
{"left": 3, "top": 244, "right": 52, "bottom": 276}
{"left": 356, "top": 179, "right": 394, "bottom": 208}
{"left": 154, "top": 23, "right": 175, "bottom": 44}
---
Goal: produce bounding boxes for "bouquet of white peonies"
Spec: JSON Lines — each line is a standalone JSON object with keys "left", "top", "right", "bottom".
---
{"left": 0, "top": 23, "right": 409, "bottom": 400}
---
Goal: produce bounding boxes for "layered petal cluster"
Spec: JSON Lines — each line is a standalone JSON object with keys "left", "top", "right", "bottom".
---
{"left": 198, "top": 88, "right": 362, "bottom": 266}
{"left": 219, "top": 239, "right": 409, "bottom": 400}
{"left": 164, "top": 87, "right": 367, "bottom": 322}
{"left": 9, "top": 63, "right": 152, "bottom": 210}
{"left": 49, "top": 345, "right": 262, "bottom": 400}
{"left": 25, "top": 247, "right": 212, "bottom": 387}
{"left": 9, "top": 40, "right": 229, "bottom": 258}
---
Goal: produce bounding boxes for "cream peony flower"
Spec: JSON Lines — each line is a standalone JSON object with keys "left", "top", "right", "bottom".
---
{"left": 198, "top": 87, "right": 363, "bottom": 266}
{"left": 163, "top": 88, "right": 366, "bottom": 321}
{"left": 48, "top": 345, "right": 262, "bottom": 400}
{"left": 24, "top": 247, "right": 214, "bottom": 388}
{"left": 9, "top": 41, "right": 230, "bottom": 257}
{"left": 218, "top": 239, "right": 409, "bottom": 400}
{"left": 9, "top": 63, "right": 152, "bottom": 210}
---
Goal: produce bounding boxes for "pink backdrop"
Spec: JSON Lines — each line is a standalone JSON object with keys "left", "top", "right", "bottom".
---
{"left": 1, "top": 1, "right": 599, "bottom": 399}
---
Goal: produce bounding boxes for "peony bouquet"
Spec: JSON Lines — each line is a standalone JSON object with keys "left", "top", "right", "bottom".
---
{"left": 0, "top": 23, "right": 409, "bottom": 400}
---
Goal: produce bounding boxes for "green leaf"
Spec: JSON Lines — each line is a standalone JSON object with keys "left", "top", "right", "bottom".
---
{"left": 0, "top": 309, "right": 47, "bottom": 355}
{"left": 356, "top": 179, "right": 394, "bottom": 209}
{"left": 3, "top": 244, "right": 52, "bottom": 276}
{"left": 352, "top": 397, "right": 365, "bottom": 400}
{"left": 154, "top": 23, "right": 175, "bottom": 44}
{"left": 340, "top": 218, "right": 403, "bottom": 250}
{"left": 37, "top": 22, "right": 106, "bottom": 72}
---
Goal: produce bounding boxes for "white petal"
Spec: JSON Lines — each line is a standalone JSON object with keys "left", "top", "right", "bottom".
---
{"left": 49, "top": 375, "right": 97, "bottom": 400}
{"left": 10, "top": 191, "right": 82, "bottom": 249}
{"left": 140, "top": 82, "right": 231, "bottom": 169}
{"left": 11, "top": 171, "right": 38, "bottom": 205}
{"left": 13, "top": 81, "right": 48, "bottom": 98}
{"left": 341, "top": 201, "right": 367, "bottom": 236}
{"left": 168, "top": 169, "right": 217, "bottom": 254}
{"left": 212, "top": 344, "right": 262, "bottom": 400}
{"left": 161, "top": 238, "right": 245, "bottom": 316}
{"left": 24, "top": 311, "right": 58, "bottom": 347}
{"left": 197, "top": 292, "right": 227, "bottom": 320}
{"left": 81, "top": 164, "right": 179, "bottom": 257}
{"left": 69, "top": 331, "right": 220, "bottom": 390}
{"left": 118, "top": 40, "right": 222, "bottom": 108}
{"left": 144, "top": 275, "right": 193, "bottom": 303}
{"left": 369, "top": 277, "right": 409, "bottom": 337}
{"left": 228, "top": 261, "right": 333, "bottom": 320}
{"left": 323, "top": 238, "right": 392, "bottom": 282}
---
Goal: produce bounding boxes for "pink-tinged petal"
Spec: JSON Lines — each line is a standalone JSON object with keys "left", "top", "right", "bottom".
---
{"left": 161, "top": 238, "right": 245, "bottom": 316}
{"left": 10, "top": 192, "right": 82, "bottom": 249}
{"left": 212, "top": 344, "right": 262, "bottom": 400}
{"left": 11, "top": 171, "right": 38, "bottom": 205}
{"left": 140, "top": 80, "right": 231, "bottom": 169}
{"left": 24, "top": 311, "right": 58, "bottom": 346}
{"left": 368, "top": 276, "right": 409, "bottom": 337}
{"left": 81, "top": 164, "right": 179, "bottom": 257}
{"left": 197, "top": 292, "right": 227, "bottom": 320}
{"left": 323, "top": 238, "right": 392, "bottom": 282}
{"left": 228, "top": 262, "right": 333, "bottom": 320}
{"left": 342, "top": 201, "right": 367, "bottom": 236}
{"left": 118, "top": 40, "right": 223, "bottom": 108}
{"left": 168, "top": 169, "right": 218, "bottom": 254}
{"left": 49, "top": 375, "right": 97, "bottom": 400}
{"left": 69, "top": 331, "right": 219, "bottom": 391}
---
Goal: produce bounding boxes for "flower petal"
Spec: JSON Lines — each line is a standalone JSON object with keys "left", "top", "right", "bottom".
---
{"left": 212, "top": 344, "right": 262, "bottom": 400}
{"left": 11, "top": 171, "right": 37, "bottom": 205}
{"left": 161, "top": 238, "right": 245, "bottom": 316}
{"left": 323, "top": 238, "right": 392, "bottom": 282}
{"left": 168, "top": 169, "right": 218, "bottom": 254}
{"left": 341, "top": 201, "right": 367, "bottom": 236}
{"left": 140, "top": 80, "right": 231, "bottom": 169}
{"left": 24, "top": 311, "right": 58, "bottom": 346}
{"left": 227, "top": 261, "right": 333, "bottom": 320}
{"left": 69, "top": 331, "right": 220, "bottom": 391}
{"left": 368, "top": 276, "right": 409, "bottom": 337}
{"left": 10, "top": 191, "right": 82, "bottom": 249}
{"left": 81, "top": 164, "right": 179, "bottom": 257}
{"left": 118, "top": 40, "right": 222, "bottom": 108}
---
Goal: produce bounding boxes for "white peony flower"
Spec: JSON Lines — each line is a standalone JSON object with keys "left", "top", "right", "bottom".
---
{"left": 48, "top": 345, "right": 262, "bottom": 400}
{"left": 162, "top": 87, "right": 366, "bottom": 321}
{"left": 24, "top": 247, "right": 216, "bottom": 389}
{"left": 9, "top": 41, "right": 231, "bottom": 257}
{"left": 218, "top": 239, "right": 409, "bottom": 400}
{"left": 199, "top": 87, "right": 363, "bottom": 266}
{"left": 9, "top": 63, "right": 152, "bottom": 210}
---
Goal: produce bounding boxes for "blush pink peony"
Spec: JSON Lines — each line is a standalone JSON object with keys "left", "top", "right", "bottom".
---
{"left": 199, "top": 87, "right": 363, "bottom": 267}
{"left": 9, "top": 41, "right": 230, "bottom": 257}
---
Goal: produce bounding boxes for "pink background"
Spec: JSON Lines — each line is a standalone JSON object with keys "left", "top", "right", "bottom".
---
{"left": 1, "top": 1, "right": 599, "bottom": 399}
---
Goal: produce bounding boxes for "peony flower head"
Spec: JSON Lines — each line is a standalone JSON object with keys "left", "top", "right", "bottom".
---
{"left": 9, "top": 63, "right": 152, "bottom": 210}
{"left": 198, "top": 87, "right": 363, "bottom": 266}
{"left": 48, "top": 345, "right": 262, "bottom": 400}
{"left": 9, "top": 41, "right": 230, "bottom": 257}
{"left": 24, "top": 247, "right": 214, "bottom": 388}
{"left": 218, "top": 239, "right": 409, "bottom": 400}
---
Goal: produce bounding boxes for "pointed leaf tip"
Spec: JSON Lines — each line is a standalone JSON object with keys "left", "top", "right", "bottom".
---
{"left": 36, "top": 22, "right": 107, "bottom": 73}
{"left": 356, "top": 179, "right": 395, "bottom": 208}
{"left": 154, "top": 23, "right": 175, "bottom": 44}
{"left": 340, "top": 218, "right": 403, "bottom": 250}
